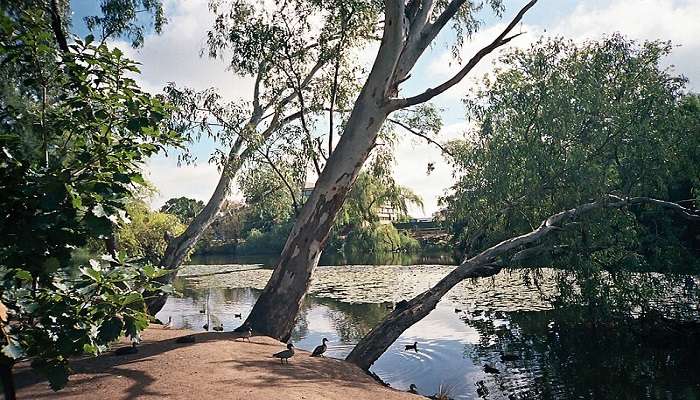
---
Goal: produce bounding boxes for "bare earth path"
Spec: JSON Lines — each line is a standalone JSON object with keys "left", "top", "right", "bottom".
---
{"left": 15, "top": 326, "right": 420, "bottom": 399}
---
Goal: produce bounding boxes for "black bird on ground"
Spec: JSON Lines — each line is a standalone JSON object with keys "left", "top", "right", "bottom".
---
{"left": 405, "top": 341, "right": 418, "bottom": 351}
{"left": 273, "top": 343, "right": 295, "bottom": 364}
{"left": 114, "top": 342, "right": 138, "bottom": 356}
{"left": 311, "top": 338, "right": 329, "bottom": 357}
{"left": 232, "top": 325, "right": 253, "bottom": 342}
{"left": 408, "top": 384, "right": 419, "bottom": 394}
{"left": 175, "top": 334, "right": 196, "bottom": 344}
{"left": 483, "top": 364, "right": 500, "bottom": 374}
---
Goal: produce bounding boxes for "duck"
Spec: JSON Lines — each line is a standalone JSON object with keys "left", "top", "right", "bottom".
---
{"left": 408, "top": 384, "right": 419, "bottom": 394}
{"left": 199, "top": 305, "right": 206, "bottom": 314}
{"left": 500, "top": 351, "right": 520, "bottom": 362}
{"left": 454, "top": 308, "right": 462, "bottom": 313}
{"left": 114, "top": 342, "right": 138, "bottom": 356}
{"left": 213, "top": 323, "right": 224, "bottom": 332}
{"left": 234, "top": 313, "right": 242, "bottom": 319}
{"left": 404, "top": 341, "right": 418, "bottom": 351}
{"left": 273, "top": 343, "right": 295, "bottom": 364}
{"left": 202, "top": 323, "right": 209, "bottom": 331}
{"left": 483, "top": 364, "right": 500, "bottom": 374}
{"left": 232, "top": 325, "right": 253, "bottom": 342}
{"left": 175, "top": 334, "right": 196, "bottom": 344}
{"left": 310, "top": 338, "right": 328, "bottom": 357}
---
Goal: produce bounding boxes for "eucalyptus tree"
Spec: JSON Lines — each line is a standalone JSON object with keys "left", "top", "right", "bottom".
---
{"left": 345, "top": 36, "right": 700, "bottom": 370}
{"left": 244, "top": 0, "right": 540, "bottom": 340}
{"left": 146, "top": 0, "right": 379, "bottom": 314}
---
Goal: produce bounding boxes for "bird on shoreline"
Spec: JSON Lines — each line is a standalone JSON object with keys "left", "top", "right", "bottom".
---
{"left": 311, "top": 338, "right": 329, "bottom": 357}
{"left": 405, "top": 341, "right": 418, "bottom": 351}
{"left": 203, "top": 323, "right": 209, "bottom": 331}
{"left": 273, "top": 343, "right": 295, "bottom": 364}
{"left": 232, "top": 325, "right": 253, "bottom": 342}
{"left": 114, "top": 342, "right": 138, "bottom": 356}
{"left": 213, "top": 323, "right": 224, "bottom": 332}
{"left": 408, "top": 384, "right": 419, "bottom": 394}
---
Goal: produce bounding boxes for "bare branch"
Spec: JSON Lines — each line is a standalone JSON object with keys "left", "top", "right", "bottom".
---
{"left": 390, "top": 0, "right": 537, "bottom": 110}
{"left": 388, "top": 118, "right": 454, "bottom": 158}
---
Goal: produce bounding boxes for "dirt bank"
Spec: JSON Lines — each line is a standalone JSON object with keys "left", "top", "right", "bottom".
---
{"left": 14, "top": 325, "right": 421, "bottom": 399}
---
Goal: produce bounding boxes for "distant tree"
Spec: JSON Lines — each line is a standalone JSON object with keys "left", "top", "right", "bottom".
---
{"left": 121, "top": 201, "right": 187, "bottom": 264}
{"left": 160, "top": 197, "right": 205, "bottom": 223}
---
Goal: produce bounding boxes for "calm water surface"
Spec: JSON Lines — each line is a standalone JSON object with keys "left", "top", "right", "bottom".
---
{"left": 157, "top": 258, "right": 700, "bottom": 399}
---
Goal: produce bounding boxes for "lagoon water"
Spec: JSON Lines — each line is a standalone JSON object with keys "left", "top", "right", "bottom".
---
{"left": 157, "top": 256, "right": 700, "bottom": 399}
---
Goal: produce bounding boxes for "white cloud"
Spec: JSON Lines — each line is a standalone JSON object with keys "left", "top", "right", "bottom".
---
{"left": 112, "top": 0, "right": 254, "bottom": 100}
{"left": 145, "top": 156, "right": 243, "bottom": 209}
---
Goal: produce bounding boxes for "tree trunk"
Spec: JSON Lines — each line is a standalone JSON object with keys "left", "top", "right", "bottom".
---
{"left": 0, "top": 359, "right": 15, "bottom": 400}
{"left": 346, "top": 261, "right": 501, "bottom": 370}
{"left": 242, "top": 0, "right": 406, "bottom": 341}
{"left": 244, "top": 97, "right": 390, "bottom": 340}
{"left": 146, "top": 141, "right": 245, "bottom": 315}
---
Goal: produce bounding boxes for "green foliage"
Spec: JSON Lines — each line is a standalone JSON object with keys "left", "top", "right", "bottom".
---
{"left": 442, "top": 35, "right": 700, "bottom": 320}
{"left": 237, "top": 223, "right": 294, "bottom": 256}
{"left": 160, "top": 197, "right": 204, "bottom": 223}
{"left": 119, "top": 201, "right": 186, "bottom": 264}
{"left": 0, "top": 5, "right": 183, "bottom": 390}
{"left": 344, "top": 224, "right": 420, "bottom": 255}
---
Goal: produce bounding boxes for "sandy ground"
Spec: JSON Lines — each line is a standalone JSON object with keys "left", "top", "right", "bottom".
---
{"left": 14, "top": 325, "right": 421, "bottom": 400}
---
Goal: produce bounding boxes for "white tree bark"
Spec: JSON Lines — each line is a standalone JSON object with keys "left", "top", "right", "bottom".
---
{"left": 244, "top": 0, "right": 539, "bottom": 340}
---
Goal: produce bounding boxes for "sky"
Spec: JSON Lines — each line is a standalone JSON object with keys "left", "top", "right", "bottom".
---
{"left": 70, "top": 0, "right": 700, "bottom": 217}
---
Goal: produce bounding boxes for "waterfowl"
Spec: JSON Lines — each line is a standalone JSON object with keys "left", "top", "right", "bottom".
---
{"left": 199, "top": 306, "right": 206, "bottom": 314}
{"left": 454, "top": 308, "right": 462, "bottom": 313}
{"left": 213, "top": 324, "right": 224, "bottom": 332}
{"left": 273, "top": 343, "right": 295, "bottom": 364}
{"left": 500, "top": 352, "right": 520, "bottom": 362}
{"left": 408, "top": 384, "right": 419, "bottom": 394}
{"left": 483, "top": 364, "right": 500, "bottom": 374}
{"left": 310, "top": 338, "right": 328, "bottom": 357}
{"left": 202, "top": 323, "right": 209, "bottom": 331}
{"left": 114, "top": 342, "right": 138, "bottom": 356}
{"left": 175, "top": 334, "right": 196, "bottom": 344}
{"left": 405, "top": 341, "right": 418, "bottom": 351}
{"left": 234, "top": 313, "right": 242, "bottom": 319}
{"left": 232, "top": 325, "right": 253, "bottom": 342}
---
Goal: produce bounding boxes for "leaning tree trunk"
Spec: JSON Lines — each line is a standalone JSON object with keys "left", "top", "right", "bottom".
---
{"left": 242, "top": 3, "right": 406, "bottom": 340}
{"left": 243, "top": 94, "right": 390, "bottom": 340}
{"left": 146, "top": 140, "right": 246, "bottom": 315}
{"left": 345, "top": 195, "right": 700, "bottom": 370}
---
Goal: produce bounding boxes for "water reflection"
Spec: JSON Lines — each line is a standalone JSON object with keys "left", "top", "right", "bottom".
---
{"left": 158, "top": 265, "right": 700, "bottom": 399}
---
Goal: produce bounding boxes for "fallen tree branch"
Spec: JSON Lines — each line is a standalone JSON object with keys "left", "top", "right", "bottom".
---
{"left": 345, "top": 194, "right": 700, "bottom": 370}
